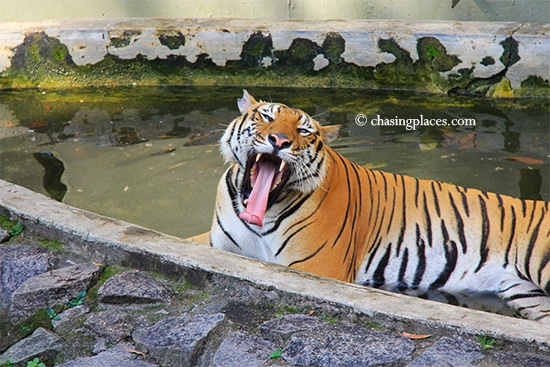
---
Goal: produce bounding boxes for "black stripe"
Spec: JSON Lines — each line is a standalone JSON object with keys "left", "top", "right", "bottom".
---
{"left": 503, "top": 289, "right": 547, "bottom": 302}
{"left": 395, "top": 175, "right": 407, "bottom": 254}
{"left": 225, "top": 168, "right": 240, "bottom": 208}
{"left": 275, "top": 220, "right": 314, "bottom": 257}
{"left": 422, "top": 192, "right": 433, "bottom": 248}
{"left": 460, "top": 189, "right": 470, "bottom": 217}
{"left": 381, "top": 173, "right": 388, "bottom": 203}
{"left": 503, "top": 205, "right": 517, "bottom": 268}
{"left": 539, "top": 246, "right": 550, "bottom": 295}
{"left": 397, "top": 248, "right": 409, "bottom": 291}
{"left": 414, "top": 178, "right": 420, "bottom": 208}
{"left": 316, "top": 140, "right": 323, "bottom": 153}
{"left": 370, "top": 173, "right": 383, "bottom": 245}
{"left": 524, "top": 206, "right": 545, "bottom": 283}
{"left": 289, "top": 241, "right": 327, "bottom": 267}
{"left": 475, "top": 195, "right": 490, "bottom": 273}
{"left": 372, "top": 243, "right": 392, "bottom": 287}
{"left": 343, "top": 201, "right": 359, "bottom": 262}
{"left": 497, "top": 194, "right": 505, "bottom": 232}
{"left": 412, "top": 238, "right": 426, "bottom": 289}
{"left": 264, "top": 193, "right": 313, "bottom": 235}
{"left": 430, "top": 238, "right": 458, "bottom": 290}
{"left": 430, "top": 181, "right": 441, "bottom": 217}
{"left": 214, "top": 212, "right": 241, "bottom": 249}
{"left": 364, "top": 237, "right": 383, "bottom": 273}
{"left": 386, "top": 175, "right": 397, "bottom": 237}
{"left": 329, "top": 153, "right": 353, "bottom": 248}
{"left": 448, "top": 191, "right": 467, "bottom": 254}
{"left": 526, "top": 203, "right": 538, "bottom": 233}
{"left": 499, "top": 281, "right": 523, "bottom": 294}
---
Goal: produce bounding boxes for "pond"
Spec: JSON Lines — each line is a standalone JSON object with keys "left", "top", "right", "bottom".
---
{"left": 0, "top": 86, "right": 548, "bottom": 240}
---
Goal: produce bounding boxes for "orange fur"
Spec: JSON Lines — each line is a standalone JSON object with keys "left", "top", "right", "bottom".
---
{"left": 211, "top": 91, "right": 550, "bottom": 321}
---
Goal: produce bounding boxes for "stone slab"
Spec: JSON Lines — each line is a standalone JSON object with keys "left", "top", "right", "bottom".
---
{"left": 0, "top": 179, "right": 549, "bottom": 347}
{"left": 0, "top": 327, "right": 63, "bottom": 365}
{"left": 8, "top": 263, "right": 101, "bottom": 323}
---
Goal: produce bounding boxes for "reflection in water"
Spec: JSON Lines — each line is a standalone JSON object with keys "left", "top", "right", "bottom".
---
{"left": 0, "top": 86, "right": 548, "bottom": 239}
{"left": 519, "top": 168, "right": 543, "bottom": 201}
{"left": 32, "top": 152, "right": 67, "bottom": 202}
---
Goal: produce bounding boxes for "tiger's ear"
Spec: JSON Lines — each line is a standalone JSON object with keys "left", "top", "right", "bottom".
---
{"left": 320, "top": 124, "right": 341, "bottom": 143}
{"left": 237, "top": 89, "right": 259, "bottom": 114}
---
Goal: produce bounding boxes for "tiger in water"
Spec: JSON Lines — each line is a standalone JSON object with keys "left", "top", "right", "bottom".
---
{"left": 208, "top": 90, "right": 550, "bottom": 322}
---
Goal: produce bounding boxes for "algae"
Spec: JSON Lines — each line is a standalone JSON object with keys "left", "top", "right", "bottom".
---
{"left": 0, "top": 30, "right": 548, "bottom": 97}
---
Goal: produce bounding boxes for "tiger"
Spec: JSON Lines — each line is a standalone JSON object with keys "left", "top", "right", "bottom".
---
{"left": 209, "top": 90, "right": 550, "bottom": 322}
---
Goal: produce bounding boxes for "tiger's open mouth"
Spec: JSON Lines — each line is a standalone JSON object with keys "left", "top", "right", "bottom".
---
{"left": 239, "top": 153, "right": 291, "bottom": 226}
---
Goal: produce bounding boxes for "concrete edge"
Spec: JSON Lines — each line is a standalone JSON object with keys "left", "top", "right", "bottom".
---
{"left": 1, "top": 178, "right": 548, "bottom": 346}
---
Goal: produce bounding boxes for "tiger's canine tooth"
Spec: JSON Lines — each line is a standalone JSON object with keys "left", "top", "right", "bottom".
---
{"left": 279, "top": 160, "right": 287, "bottom": 172}
{"left": 256, "top": 153, "right": 262, "bottom": 162}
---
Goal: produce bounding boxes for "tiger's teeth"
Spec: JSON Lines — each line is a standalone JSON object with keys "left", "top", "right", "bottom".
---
{"left": 244, "top": 199, "right": 249, "bottom": 205}
{"left": 278, "top": 160, "right": 286, "bottom": 172}
{"left": 256, "top": 153, "right": 262, "bottom": 162}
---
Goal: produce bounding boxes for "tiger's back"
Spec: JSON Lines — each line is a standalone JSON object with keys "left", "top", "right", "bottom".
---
{"left": 211, "top": 90, "right": 550, "bottom": 322}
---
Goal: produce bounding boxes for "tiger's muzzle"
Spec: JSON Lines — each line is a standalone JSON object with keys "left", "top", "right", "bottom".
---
{"left": 239, "top": 153, "right": 291, "bottom": 226}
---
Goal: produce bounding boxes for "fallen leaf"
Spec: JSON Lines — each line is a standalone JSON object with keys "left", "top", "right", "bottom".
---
{"left": 150, "top": 147, "right": 176, "bottom": 156}
{"left": 399, "top": 332, "right": 433, "bottom": 340}
{"left": 307, "top": 310, "right": 316, "bottom": 316}
{"left": 503, "top": 157, "right": 545, "bottom": 165}
{"left": 5, "top": 120, "right": 18, "bottom": 127}
{"left": 44, "top": 104, "right": 52, "bottom": 111}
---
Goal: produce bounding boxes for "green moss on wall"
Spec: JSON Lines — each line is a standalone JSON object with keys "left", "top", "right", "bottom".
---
{"left": 0, "top": 30, "right": 548, "bottom": 98}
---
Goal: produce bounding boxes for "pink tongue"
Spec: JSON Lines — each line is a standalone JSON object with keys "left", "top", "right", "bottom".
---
{"left": 239, "top": 161, "right": 277, "bottom": 226}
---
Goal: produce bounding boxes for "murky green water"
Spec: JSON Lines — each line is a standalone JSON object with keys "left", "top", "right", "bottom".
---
{"left": 0, "top": 86, "right": 548, "bottom": 238}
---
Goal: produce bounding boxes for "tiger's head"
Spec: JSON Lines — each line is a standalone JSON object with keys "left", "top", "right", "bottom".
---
{"left": 220, "top": 90, "right": 341, "bottom": 226}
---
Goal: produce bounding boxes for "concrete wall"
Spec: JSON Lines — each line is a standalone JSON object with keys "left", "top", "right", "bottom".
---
{"left": 0, "top": 19, "right": 548, "bottom": 97}
{"left": 1, "top": 0, "right": 549, "bottom": 23}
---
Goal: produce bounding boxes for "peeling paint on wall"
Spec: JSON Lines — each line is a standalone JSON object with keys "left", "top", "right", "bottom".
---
{"left": 0, "top": 19, "right": 547, "bottom": 97}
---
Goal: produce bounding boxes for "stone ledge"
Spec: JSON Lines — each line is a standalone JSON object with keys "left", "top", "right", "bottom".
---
{"left": 0, "top": 18, "right": 548, "bottom": 96}
{"left": 1, "top": 178, "right": 548, "bottom": 347}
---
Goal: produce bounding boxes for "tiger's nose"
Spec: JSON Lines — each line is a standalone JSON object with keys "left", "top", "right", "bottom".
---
{"left": 268, "top": 133, "right": 291, "bottom": 150}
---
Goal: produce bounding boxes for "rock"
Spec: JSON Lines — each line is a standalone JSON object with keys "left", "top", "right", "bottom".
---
{"left": 133, "top": 313, "right": 225, "bottom": 367}
{"left": 52, "top": 304, "right": 90, "bottom": 329}
{"left": 0, "top": 228, "right": 10, "bottom": 243}
{"left": 0, "top": 245, "right": 54, "bottom": 307}
{"left": 407, "top": 337, "right": 482, "bottom": 367}
{"left": 84, "top": 310, "right": 133, "bottom": 341}
{"left": 98, "top": 270, "right": 172, "bottom": 304}
{"left": 492, "top": 351, "right": 550, "bottom": 367}
{"left": 9, "top": 263, "right": 101, "bottom": 323}
{"left": 260, "top": 314, "right": 326, "bottom": 342}
{"left": 278, "top": 318, "right": 415, "bottom": 367}
{"left": 56, "top": 343, "right": 159, "bottom": 367}
{"left": 0, "top": 327, "right": 63, "bottom": 366}
{"left": 213, "top": 331, "right": 276, "bottom": 367}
